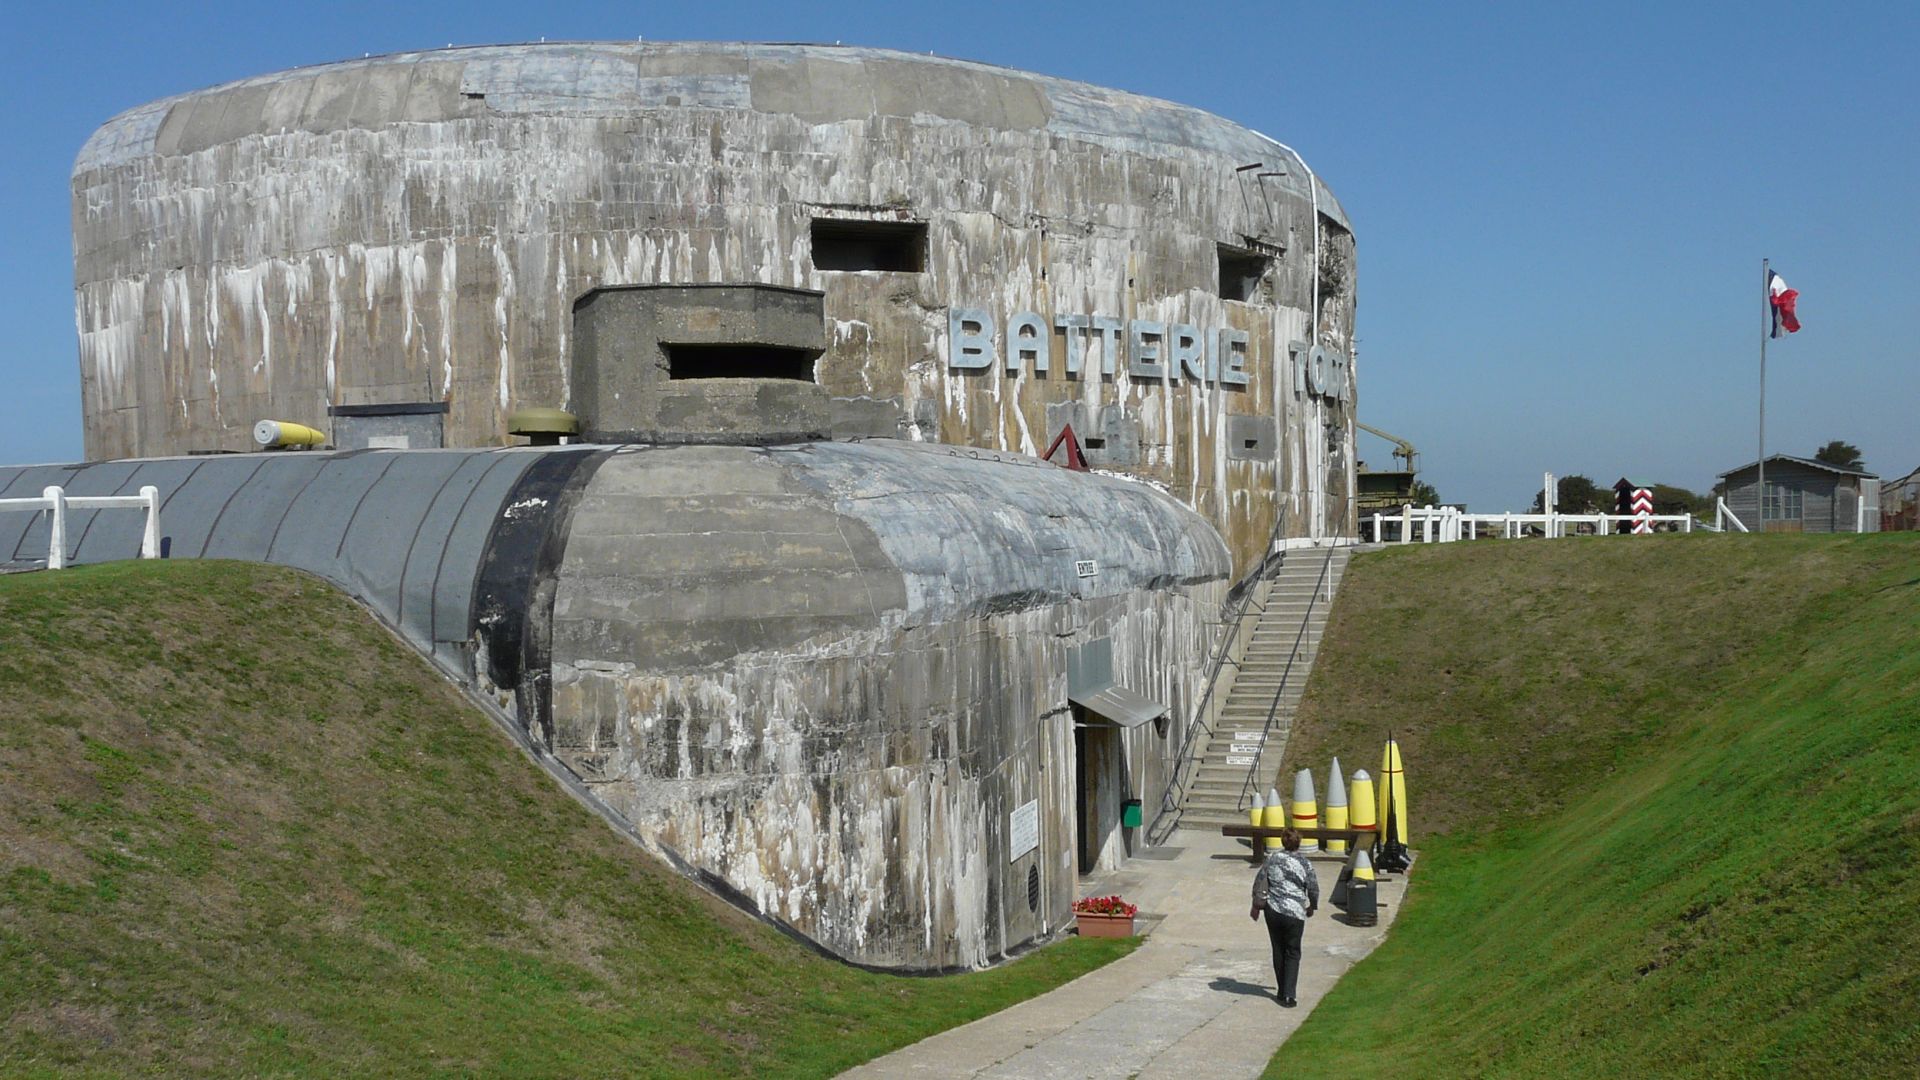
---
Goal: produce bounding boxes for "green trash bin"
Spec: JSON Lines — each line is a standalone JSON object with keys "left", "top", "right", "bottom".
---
{"left": 1121, "top": 798, "right": 1143, "bottom": 829}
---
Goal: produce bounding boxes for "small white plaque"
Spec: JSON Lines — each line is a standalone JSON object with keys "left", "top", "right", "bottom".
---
{"left": 1226, "top": 755, "right": 1256, "bottom": 766}
{"left": 1009, "top": 799, "right": 1040, "bottom": 862}
{"left": 1075, "top": 559, "right": 1098, "bottom": 578}
{"left": 1230, "top": 743, "right": 1262, "bottom": 754}
{"left": 367, "top": 435, "right": 411, "bottom": 449}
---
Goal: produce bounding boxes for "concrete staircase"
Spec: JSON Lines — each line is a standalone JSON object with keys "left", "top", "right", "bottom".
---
{"left": 1175, "top": 545, "right": 1352, "bottom": 832}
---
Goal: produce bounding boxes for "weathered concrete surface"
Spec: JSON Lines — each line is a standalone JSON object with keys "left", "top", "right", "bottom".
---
{"left": 73, "top": 41, "right": 1360, "bottom": 571}
{"left": 543, "top": 439, "right": 1231, "bottom": 969}
{"left": 570, "top": 283, "right": 830, "bottom": 442}
{"left": 842, "top": 828, "right": 1405, "bottom": 1078}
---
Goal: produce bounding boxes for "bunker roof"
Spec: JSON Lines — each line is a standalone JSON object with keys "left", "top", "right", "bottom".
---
{"left": 75, "top": 41, "right": 1346, "bottom": 229}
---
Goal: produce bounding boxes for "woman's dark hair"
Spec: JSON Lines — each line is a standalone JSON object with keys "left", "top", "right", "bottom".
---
{"left": 1282, "top": 828, "right": 1302, "bottom": 851}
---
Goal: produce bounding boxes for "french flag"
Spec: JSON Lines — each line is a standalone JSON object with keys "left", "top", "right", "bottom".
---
{"left": 1768, "top": 270, "right": 1801, "bottom": 338}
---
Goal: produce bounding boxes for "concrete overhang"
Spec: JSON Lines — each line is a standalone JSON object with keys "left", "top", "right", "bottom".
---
{"left": 1070, "top": 683, "right": 1167, "bottom": 729}
{"left": 1068, "top": 635, "right": 1166, "bottom": 728}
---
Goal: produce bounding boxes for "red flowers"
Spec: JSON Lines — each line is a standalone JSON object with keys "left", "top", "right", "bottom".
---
{"left": 1072, "top": 895, "right": 1138, "bottom": 916}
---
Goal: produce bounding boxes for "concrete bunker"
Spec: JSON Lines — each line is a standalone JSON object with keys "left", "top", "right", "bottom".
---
{"left": 570, "top": 284, "right": 830, "bottom": 445}
{"left": 56, "top": 39, "right": 1363, "bottom": 971}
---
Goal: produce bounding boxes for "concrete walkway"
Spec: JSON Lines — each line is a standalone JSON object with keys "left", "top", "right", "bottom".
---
{"left": 843, "top": 828, "right": 1405, "bottom": 1079}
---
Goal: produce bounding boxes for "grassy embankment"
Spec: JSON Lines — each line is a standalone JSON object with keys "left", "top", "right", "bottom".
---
{"left": 0, "top": 561, "right": 1133, "bottom": 1077}
{"left": 1267, "top": 534, "right": 1919, "bottom": 1077}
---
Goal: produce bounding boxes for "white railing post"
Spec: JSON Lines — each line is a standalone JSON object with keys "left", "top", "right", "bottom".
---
{"left": 43, "top": 486, "right": 67, "bottom": 570}
{"left": 1401, "top": 505, "right": 1412, "bottom": 544}
{"left": 140, "top": 485, "right": 162, "bottom": 558}
{"left": 1372, "top": 512, "right": 1381, "bottom": 544}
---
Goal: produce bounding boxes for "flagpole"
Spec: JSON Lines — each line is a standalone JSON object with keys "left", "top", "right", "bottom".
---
{"left": 1758, "top": 257, "right": 1768, "bottom": 532}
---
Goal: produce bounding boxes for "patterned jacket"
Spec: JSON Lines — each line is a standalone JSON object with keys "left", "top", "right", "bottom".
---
{"left": 1252, "top": 849, "right": 1320, "bottom": 920}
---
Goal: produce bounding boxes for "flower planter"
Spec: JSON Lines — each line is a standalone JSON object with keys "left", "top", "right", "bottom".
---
{"left": 1074, "top": 912, "right": 1136, "bottom": 938}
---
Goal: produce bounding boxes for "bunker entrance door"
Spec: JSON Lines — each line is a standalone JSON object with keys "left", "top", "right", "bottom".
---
{"left": 1073, "top": 717, "right": 1123, "bottom": 875}
{"left": 1066, "top": 637, "right": 1165, "bottom": 874}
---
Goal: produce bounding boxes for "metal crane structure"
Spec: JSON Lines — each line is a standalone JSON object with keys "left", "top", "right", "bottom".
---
{"left": 1356, "top": 422, "right": 1418, "bottom": 473}
{"left": 1355, "top": 422, "right": 1422, "bottom": 520}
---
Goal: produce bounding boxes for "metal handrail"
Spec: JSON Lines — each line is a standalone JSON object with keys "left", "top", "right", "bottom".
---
{"left": 1146, "top": 518, "right": 1290, "bottom": 844}
{"left": 1235, "top": 541, "right": 1341, "bottom": 812}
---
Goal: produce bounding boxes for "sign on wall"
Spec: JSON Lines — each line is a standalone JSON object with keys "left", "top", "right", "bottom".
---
{"left": 949, "top": 307, "right": 1250, "bottom": 387}
{"left": 1009, "top": 799, "right": 1040, "bottom": 862}
{"left": 944, "top": 306, "right": 1352, "bottom": 404}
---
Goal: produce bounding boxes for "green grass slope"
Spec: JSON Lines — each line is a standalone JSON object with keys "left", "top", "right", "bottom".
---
{"left": 0, "top": 561, "right": 1131, "bottom": 1078}
{"left": 1269, "top": 535, "right": 1920, "bottom": 1077}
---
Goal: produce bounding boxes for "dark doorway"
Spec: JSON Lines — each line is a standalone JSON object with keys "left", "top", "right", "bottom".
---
{"left": 1074, "top": 717, "right": 1121, "bottom": 874}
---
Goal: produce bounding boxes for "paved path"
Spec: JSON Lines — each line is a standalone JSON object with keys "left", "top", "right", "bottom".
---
{"left": 843, "top": 828, "right": 1405, "bottom": 1079}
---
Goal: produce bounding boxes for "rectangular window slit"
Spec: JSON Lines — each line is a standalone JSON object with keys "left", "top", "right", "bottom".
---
{"left": 1218, "top": 245, "right": 1270, "bottom": 303}
{"left": 811, "top": 219, "right": 927, "bottom": 273}
{"left": 665, "top": 345, "right": 819, "bottom": 382}
{"left": 1083, "top": 437, "right": 1107, "bottom": 450}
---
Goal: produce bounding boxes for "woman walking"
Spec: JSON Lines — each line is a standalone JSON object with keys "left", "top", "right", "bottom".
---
{"left": 1249, "top": 827, "right": 1319, "bottom": 1007}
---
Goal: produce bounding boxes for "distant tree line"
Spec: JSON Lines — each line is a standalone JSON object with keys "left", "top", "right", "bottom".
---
{"left": 1529, "top": 475, "right": 1713, "bottom": 517}
{"left": 1533, "top": 442, "right": 1865, "bottom": 518}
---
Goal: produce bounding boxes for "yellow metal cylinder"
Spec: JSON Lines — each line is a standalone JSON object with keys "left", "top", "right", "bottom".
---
{"left": 1378, "top": 740, "right": 1393, "bottom": 845}
{"left": 1325, "top": 758, "right": 1348, "bottom": 854}
{"left": 1381, "top": 738, "right": 1409, "bottom": 845}
{"left": 1290, "top": 768, "right": 1318, "bottom": 843}
{"left": 1349, "top": 769, "right": 1378, "bottom": 836}
{"left": 1261, "top": 786, "right": 1285, "bottom": 849}
{"left": 1388, "top": 741, "right": 1410, "bottom": 845}
{"left": 253, "top": 419, "right": 326, "bottom": 448}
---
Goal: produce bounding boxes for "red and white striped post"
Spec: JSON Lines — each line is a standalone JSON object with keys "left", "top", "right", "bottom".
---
{"left": 1631, "top": 487, "right": 1654, "bottom": 534}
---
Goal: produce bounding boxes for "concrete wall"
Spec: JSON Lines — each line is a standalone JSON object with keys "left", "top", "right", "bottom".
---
{"left": 538, "top": 441, "right": 1228, "bottom": 968}
{"left": 73, "top": 41, "right": 1360, "bottom": 570}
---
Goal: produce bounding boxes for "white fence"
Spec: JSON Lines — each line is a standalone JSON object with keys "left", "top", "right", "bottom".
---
{"left": 1371, "top": 505, "right": 1698, "bottom": 544}
{"left": 0, "top": 485, "right": 162, "bottom": 569}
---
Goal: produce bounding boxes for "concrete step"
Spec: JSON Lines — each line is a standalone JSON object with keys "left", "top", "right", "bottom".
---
{"left": 1178, "top": 810, "right": 1265, "bottom": 830}
{"left": 1186, "top": 775, "right": 1252, "bottom": 791}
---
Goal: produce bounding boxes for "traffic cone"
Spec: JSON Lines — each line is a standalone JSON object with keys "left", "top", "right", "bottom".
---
{"left": 1325, "top": 758, "right": 1348, "bottom": 854}
{"left": 1262, "top": 785, "right": 1285, "bottom": 849}
{"left": 1290, "top": 768, "right": 1318, "bottom": 847}
{"left": 1345, "top": 848, "right": 1378, "bottom": 926}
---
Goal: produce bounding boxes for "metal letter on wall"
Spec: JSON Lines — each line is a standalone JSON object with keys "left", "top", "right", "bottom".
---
{"left": 1129, "top": 320, "right": 1168, "bottom": 380}
{"left": 949, "top": 308, "right": 996, "bottom": 370}
{"left": 1008, "top": 312, "right": 1049, "bottom": 374}
{"left": 1092, "top": 316, "right": 1125, "bottom": 376}
{"left": 1217, "top": 328, "right": 1251, "bottom": 386}
{"left": 1171, "top": 324, "right": 1206, "bottom": 382}
{"left": 1055, "top": 313, "right": 1091, "bottom": 376}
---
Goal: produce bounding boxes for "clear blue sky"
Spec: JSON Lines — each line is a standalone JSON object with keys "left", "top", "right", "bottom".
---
{"left": 3, "top": 1, "right": 1915, "bottom": 509}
